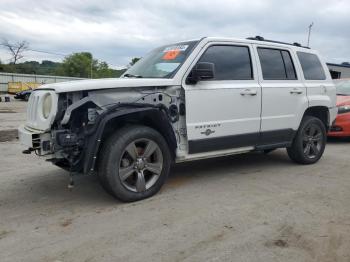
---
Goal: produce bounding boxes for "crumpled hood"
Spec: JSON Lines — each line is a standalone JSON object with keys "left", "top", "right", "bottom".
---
{"left": 336, "top": 95, "right": 350, "bottom": 106}
{"left": 36, "top": 78, "right": 175, "bottom": 93}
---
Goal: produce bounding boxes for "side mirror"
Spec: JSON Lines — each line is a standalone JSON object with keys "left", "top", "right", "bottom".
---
{"left": 187, "top": 62, "right": 215, "bottom": 84}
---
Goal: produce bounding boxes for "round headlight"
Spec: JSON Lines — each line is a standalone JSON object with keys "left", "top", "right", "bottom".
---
{"left": 42, "top": 93, "right": 52, "bottom": 119}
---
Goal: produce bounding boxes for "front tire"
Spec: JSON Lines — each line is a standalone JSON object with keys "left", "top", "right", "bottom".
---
{"left": 287, "top": 116, "right": 327, "bottom": 164}
{"left": 98, "top": 125, "right": 171, "bottom": 202}
{"left": 24, "top": 94, "right": 30, "bottom": 101}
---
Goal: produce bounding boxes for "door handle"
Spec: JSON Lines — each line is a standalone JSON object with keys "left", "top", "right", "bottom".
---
{"left": 240, "top": 89, "right": 257, "bottom": 96}
{"left": 290, "top": 88, "right": 303, "bottom": 95}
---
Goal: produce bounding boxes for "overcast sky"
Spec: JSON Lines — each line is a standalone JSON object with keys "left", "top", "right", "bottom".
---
{"left": 0, "top": 0, "right": 349, "bottom": 68}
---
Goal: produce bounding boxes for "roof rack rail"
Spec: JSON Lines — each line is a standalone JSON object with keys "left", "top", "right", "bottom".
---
{"left": 246, "top": 36, "right": 310, "bottom": 49}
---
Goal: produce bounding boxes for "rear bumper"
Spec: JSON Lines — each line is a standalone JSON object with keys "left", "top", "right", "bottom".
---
{"left": 328, "top": 112, "right": 350, "bottom": 137}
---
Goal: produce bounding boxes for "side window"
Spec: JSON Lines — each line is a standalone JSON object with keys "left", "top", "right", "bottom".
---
{"left": 281, "top": 51, "right": 297, "bottom": 80}
{"left": 297, "top": 52, "right": 326, "bottom": 80}
{"left": 198, "top": 45, "right": 253, "bottom": 80}
{"left": 257, "top": 48, "right": 297, "bottom": 80}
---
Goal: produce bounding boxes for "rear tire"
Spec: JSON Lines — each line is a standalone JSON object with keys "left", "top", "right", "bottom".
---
{"left": 98, "top": 125, "right": 171, "bottom": 202}
{"left": 287, "top": 116, "right": 327, "bottom": 164}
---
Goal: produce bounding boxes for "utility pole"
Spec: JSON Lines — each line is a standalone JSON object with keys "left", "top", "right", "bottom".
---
{"left": 307, "top": 22, "right": 314, "bottom": 47}
{"left": 90, "top": 58, "right": 93, "bottom": 79}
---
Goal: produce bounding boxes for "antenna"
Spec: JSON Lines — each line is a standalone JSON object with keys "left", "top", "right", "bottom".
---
{"left": 307, "top": 22, "right": 314, "bottom": 47}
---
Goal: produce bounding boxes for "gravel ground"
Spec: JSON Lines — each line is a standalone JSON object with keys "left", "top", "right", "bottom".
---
{"left": 0, "top": 96, "right": 26, "bottom": 131}
{"left": 0, "top": 100, "right": 350, "bottom": 262}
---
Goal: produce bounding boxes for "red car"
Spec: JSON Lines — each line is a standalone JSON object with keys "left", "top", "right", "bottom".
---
{"left": 328, "top": 79, "right": 350, "bottom": 137}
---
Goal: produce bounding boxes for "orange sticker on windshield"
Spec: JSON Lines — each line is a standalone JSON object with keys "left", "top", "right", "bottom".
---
{"left": 163, "top": 50, "right": 180, "bottom": 60}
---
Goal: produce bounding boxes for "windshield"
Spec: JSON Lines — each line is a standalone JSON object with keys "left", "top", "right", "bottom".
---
{"left": 335, "top": 80, "right": 350, "bottom": 96}
{"left": 123, "top": 40, "right": 198, "bottom": 78}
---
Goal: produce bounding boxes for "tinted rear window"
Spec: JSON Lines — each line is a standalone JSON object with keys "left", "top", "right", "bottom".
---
{"left": 258, "top": 48, "right": 297, "bottom": 80}
{"left": 297, "top": 52, "right": 326, "bottom": 80}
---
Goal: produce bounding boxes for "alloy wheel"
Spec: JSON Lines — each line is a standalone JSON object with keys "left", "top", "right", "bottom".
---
{"left": 302, "top": 123, "right": 323, "bottom": 159}
{"left": 118, "top": 138, "right": 163, "bottom": 193}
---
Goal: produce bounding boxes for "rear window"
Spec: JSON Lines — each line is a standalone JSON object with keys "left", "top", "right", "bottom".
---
{"left": 257, "top": 48, "right": 297, "bottom": 80}
{"left": 297, "top": 52, "right": 326, "bottom": 80}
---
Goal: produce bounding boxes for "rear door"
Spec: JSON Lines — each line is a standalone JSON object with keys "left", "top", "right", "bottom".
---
{"left": 254, "top": 46, "right": 308, "bottom": 147}
{"left": 183, "top": 42, "right": 262, "bottom": 154}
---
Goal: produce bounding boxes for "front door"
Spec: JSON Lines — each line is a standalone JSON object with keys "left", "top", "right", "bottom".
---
{"left": 183, "top": 43, "right": 262, "bottom": 154}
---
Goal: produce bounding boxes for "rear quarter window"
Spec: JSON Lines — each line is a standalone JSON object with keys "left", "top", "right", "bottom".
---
{"left": 297, "top": 52, "right": 326, "bottom": 80}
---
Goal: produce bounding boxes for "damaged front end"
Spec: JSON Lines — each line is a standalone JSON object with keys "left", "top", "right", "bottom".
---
{"left": 20, "top": 86, "right": 182, "bottom": 175}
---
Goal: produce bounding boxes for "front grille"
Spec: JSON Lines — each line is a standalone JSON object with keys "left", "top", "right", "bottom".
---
{"left": 27, "top": 92, "right": 40, "bottom": 127}
{"left": 25, "top": 90, "right": 57, "bottom": 131}
{"left": 32, "top": 134, "right": 41, "bottom": 149}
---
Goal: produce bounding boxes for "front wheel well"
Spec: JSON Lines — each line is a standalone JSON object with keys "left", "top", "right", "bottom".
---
{"left": 303, "top": 106, "right": 330, "bottom": 129}
{"left": 100, "top": 110, "right": 177, "bottom": 160}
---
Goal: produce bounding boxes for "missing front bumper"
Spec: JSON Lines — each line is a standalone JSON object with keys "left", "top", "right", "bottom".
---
{"left": 18, "top": 125, "right": 52, "bottom": 154}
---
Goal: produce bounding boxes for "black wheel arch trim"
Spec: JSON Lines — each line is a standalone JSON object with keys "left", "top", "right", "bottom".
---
{"left": 82, "top": 104, "right": 177, "bottom": 174}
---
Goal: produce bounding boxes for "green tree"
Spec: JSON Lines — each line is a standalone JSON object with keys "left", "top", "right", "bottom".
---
{"left": 56, "top": 52, "right": 97, "bottom": 78}
{"left": 15, "top": 61, "right": 40, "bottom": 74}
{"left": 0, "top": 52, "right": 133, "bottom": 78}
{"left": 56, "top": 52, "right": 126, "bottom": 78}
{"left": 0, "top": 63, "right": 16, "bottom": 73}
{"left": 94, "top": 61, "right": 115, "bottom": 78}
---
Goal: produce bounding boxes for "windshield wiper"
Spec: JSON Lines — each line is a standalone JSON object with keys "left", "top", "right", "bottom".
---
{"left": 123, "top": 73, "right": 143, "bottom": 78}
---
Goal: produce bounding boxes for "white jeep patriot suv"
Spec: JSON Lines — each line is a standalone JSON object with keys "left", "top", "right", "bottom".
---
{"left": 18, "top": 36, "right": 337, "bottom": 202}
